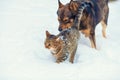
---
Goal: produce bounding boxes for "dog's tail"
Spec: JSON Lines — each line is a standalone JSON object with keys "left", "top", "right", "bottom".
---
{"left": 72, "top": 2, "right": 91, "bottom": 30}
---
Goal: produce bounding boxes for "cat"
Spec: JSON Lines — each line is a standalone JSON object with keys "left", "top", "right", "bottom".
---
{"left": 44, "top": 2, "right": 88, "bottom": 63}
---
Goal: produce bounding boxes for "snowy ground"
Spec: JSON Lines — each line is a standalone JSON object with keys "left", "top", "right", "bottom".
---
{"left": 0, "top": 0, "right": 120, "bottom": 80}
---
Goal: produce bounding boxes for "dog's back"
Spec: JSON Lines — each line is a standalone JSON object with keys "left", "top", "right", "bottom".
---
{"left": 76, "top": 0, "right": 109, "bottom": 26}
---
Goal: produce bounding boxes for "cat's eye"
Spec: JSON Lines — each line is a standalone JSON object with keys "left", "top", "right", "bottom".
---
{"left": 48, "top": 44, "right": 51, "bottom": 46}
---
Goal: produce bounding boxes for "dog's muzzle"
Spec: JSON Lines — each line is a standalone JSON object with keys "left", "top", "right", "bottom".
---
{"left": 58, "top": 27, "right": 63, "bottom": 31}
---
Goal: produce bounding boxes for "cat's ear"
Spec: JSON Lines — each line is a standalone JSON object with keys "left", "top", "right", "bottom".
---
{"left": 46, "top": 30, "right": 51, "bottom": 37}
{"left": 70, "top": 0, "right": 73, "bottom": 4}
{"left": 55, "top": 35, "right": 60, "bottom": 41}
{"left": 56, "top": 36, "right": 63, "bottom": 41}
{"left": 56, "top": 37, "right": 60, "bottom": 41}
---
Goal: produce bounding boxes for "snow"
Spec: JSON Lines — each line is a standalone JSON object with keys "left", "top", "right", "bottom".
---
{"left": 0, "top": 0, "right": 120, "bottom": 80}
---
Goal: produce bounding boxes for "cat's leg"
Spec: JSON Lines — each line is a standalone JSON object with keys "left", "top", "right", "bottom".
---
{"left": 69, "top": 45, "right": 77, "bottom": 63}
{"left": 55, "top": 49, "right": 64, "bottom": 63}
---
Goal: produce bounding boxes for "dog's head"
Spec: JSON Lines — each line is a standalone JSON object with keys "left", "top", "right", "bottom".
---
{"left": 57, "top": 0, "right": 80, "bottom": 31}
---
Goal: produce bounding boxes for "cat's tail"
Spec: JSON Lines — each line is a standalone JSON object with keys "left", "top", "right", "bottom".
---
{"left": 73, "top": 2, "right": 91, "bottom": 30}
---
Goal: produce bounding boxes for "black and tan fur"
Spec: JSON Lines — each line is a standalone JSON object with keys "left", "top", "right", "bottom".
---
{"left": 57, "top": 0, "right": 109, "bottom": 49}
{"left": 44, "top": 3, "right": 88, "bottom": 63}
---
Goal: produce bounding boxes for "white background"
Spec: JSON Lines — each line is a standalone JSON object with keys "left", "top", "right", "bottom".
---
{"left": 0, "top": 0, "right": 120, "bottom": 80}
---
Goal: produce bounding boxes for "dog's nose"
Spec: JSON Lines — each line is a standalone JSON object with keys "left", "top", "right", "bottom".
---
{"left": 58, "top": 27, "right": 62, "bottom": 31}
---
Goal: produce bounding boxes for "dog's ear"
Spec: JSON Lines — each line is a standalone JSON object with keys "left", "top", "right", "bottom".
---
{"left": 46, "top": 30, "right": 51, "bottom": 37}
{"left": 69, "top": 1, "right": 79, "bottom": 12}
{"left": 58, "top": 0, "right": 64, "bottom": 8}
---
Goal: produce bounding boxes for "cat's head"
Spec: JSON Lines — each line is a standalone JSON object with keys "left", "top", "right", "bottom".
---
{"left": 44, "top": 30, "right": 63, "bottom": 53}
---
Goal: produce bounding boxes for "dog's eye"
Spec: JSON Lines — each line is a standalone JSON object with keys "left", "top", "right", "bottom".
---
{"left": 64, "top": 19, "right": 68, "bottom": 22}
{"left": 65, "top": 20, "right": 69, "bottom": 23}
{"left": 63, "top": 18, "right": 69, "bottom": 23}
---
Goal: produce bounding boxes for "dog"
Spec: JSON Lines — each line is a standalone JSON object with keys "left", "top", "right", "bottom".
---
{"left": 57, "top": 0, "right": 109, "bottom": 49}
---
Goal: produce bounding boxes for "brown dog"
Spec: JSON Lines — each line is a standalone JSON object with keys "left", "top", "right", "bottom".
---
{"left": 57, "top": 0, "right": 109, "bottom": 49}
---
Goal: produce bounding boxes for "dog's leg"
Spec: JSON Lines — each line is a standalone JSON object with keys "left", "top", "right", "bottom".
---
{"left": 69, "top": 45, "right": 77, "bottom": 63}
{"left": 89, "top": 31, "right": 96, "bottom": 49}
{"left": 101, "top": 6, "right": 109, "bottom": 38}
{"left": 101, "top": 21, "right": 107, "bottom": 38}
